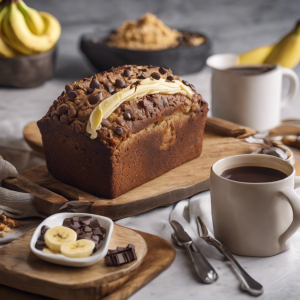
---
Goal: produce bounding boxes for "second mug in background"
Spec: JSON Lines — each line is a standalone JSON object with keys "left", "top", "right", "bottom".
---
{"left": 206, "top": 54, "right": 299, "bottom": 132}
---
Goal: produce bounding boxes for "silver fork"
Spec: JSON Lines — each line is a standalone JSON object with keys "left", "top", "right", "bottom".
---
{"left": 197, "top": 216, "right": 264, "bottom": 296}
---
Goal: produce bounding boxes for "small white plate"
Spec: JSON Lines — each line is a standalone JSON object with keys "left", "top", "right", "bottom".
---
{"left": 30, "top": 213, "right": 114, "bottom": 267}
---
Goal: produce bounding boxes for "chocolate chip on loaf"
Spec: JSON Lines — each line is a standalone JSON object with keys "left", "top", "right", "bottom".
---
{"left": 101, "top": 119, "right": 111, "bottom": 127}
{"left": 68, "top": 91, "right": 77, "bottom": 99}
{"left": 159, "top": 67, "right": 167, "bottom": 75}
{"left": 115, "top": 79, "right": 125, "bottom": 88}
{"left": 115, "top": 127, "right": 123, "bottom": 135}
{"left": 58, "top": 104, "right": 69, "bottom": 114}
{"left": 65, "top": 84, "right": 73, "bottom": 93}
{"left": 151, "top": 72, "right": 160, "bottom": 80}
{"left": 88, "top": 93, "right": 102, "bottom": 104}
{"left": 87, "top": 88, "right": 94, "bottom": 94}
{"left": 90, "top": 78, "right": 100, "bottom": 89}
{"left": 123, "top": 110, "right": 132, "bottom": 120}
{"left": 124, "top": 68, "right": 132, "bottom": 77}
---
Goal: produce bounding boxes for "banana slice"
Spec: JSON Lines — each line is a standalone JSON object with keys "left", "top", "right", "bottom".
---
{"left": 61, "top": 239, "right": 95, "bottom": 258}
{"left": 43, "top": 247, "right": 60, "bottom": 255}
{"left": 44, "top": 226, "right": 77, "bottom": 252}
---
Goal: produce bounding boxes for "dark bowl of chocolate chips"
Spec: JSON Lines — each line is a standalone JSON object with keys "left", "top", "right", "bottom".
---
{"left": 0, "top": 46, "right": 57, "bottom": 88}
{"left": 80, "top": 30, "right": 211, "bottom": 75}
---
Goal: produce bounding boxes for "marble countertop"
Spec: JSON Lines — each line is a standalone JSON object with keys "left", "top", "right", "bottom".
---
{"left": 1, "top": 1, "right": 300, "bottom": 299}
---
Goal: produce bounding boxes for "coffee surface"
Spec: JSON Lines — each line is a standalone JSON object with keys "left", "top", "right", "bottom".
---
{"left": 225, "top": 66, "right": 275, "bottom": 75}
{"left": 220, "top": 166, "right": 287, "bottom": 183}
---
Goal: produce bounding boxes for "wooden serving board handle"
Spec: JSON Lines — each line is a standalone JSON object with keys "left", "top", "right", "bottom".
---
{"left": 205, "top": 117, "right": 256, "bottom": 138}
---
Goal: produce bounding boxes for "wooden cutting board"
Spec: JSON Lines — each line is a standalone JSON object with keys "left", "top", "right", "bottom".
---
{"left": 5, "top": 120, "right": 260, "bottom": 220}
{"left": 0, "top": 224, "right": 158, "bottom": 300}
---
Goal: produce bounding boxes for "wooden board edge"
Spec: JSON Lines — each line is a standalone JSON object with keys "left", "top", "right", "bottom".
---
{"left": 0, "top": 230, "right": 175, "bottom": 300}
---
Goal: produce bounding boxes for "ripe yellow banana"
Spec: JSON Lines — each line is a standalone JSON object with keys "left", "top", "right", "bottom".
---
{"left": 44, "top": 226, "right": 77, "bottom": 252}
{"left": 238, "top": 45, "right": 274, "bottom": 65}
{"left": 0, "top": 6, "right": 19, "bottom": 57}
{"left": 7, "top": 3, "right": 61, "bottom": 53}
{"left": 1, "top": 6, "right": 35, "bottom": 55}
{"left": 17, "top": 0, "right": 44, "bottom": 35}
{"left": 61, "top": 239, "right": 95, "bottom": 258}
{"left": 264, "top": 21, "right": 300, "bottom": 68}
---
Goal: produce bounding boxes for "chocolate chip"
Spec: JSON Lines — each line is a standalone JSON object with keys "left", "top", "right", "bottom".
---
{"left": 101, "top": 119, "right": 111, "bottom": 127}
{"left": 53, "top": 115, "right": 59, "bottom": 122}
{"left": 68, "top": 107, "right": 77, "bottom": 118}
{"left": 108, "top": 86, "right": 115, "bottom": 93}
{"left": 60, "top": 114, "right": 69, "bottom": 124}
{"left": 115, "top": 79, "right": 125, "bottom": 88}
{"left": 123, "top": 110, "right": 132, "bottom": 120}
{"left": 88, "top": 93, "right": 102, "bottom": 104}
{"left": 137, "top": 74, "right": 146, "bottom": 79}
{"left": 41, "top": 225, "right": 50, "bottom": 235}
{"left": 90, "top": 78, "right": 100, "bottom": 89}
{"left": 159, "top": 67, "right": 167, "bottom": 75}
{"left": 116, "top": 118, "right": 126, "bottom": 126}
{"left": 167, "top": 76, "right": 174, "bottom": 81}
{"left": 115, "top": 127, "right": 123, "bottom": 135}
{"left": 75, "top": 123, "right": 81, "bottom": 133}
{"left": 65, "top": 84, "right": 73, "bottom": 93}
{"left": 87, "top": 88, "right": 94, "bottom": 94}
{"left": 68, "top": 91, "right": 77, "bottom": 99}
{"left": 58, "top": 104, "right": 69, "bottom": 114}
{"left": 151, "top": 72, "right": 160, "bottom": 80}
{"left": 124, "top": 68, "right": 132, "bottom": 77}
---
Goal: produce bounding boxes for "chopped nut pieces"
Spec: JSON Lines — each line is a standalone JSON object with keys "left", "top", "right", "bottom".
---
{"left": 105, "top": 13, "right": 205, "bottom": 50}
{"left": 0, "top": 214, "right": 18, "bottom": 238}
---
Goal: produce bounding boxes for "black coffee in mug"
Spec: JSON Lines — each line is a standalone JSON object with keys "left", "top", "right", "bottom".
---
{"left": 225, "top": 66, "right": 276, "bottom": 75}
{"left": 220, "top": 166, "right": 287, "bottom": 183}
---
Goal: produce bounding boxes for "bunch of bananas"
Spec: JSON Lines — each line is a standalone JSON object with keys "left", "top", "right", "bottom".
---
{"left": 0, "top": 0, "right": 61, "bottom": 57}
{"left": 238, "top": 20, "right": 300, "bottom": 68}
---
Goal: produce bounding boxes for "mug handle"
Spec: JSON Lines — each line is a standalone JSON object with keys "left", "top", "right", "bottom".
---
{"left": 278, "top": 187, "right": 300, "bottom": 245}
{"left": 281, "top": 68, "right": 299, "bottom": 108}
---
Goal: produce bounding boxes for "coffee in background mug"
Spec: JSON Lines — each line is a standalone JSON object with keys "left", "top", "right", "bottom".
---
{"left": 210, "top": 154, "right": 300, "bottom": 257}
{"left": 206, "top": 54, "right": 299, "bottom": 132}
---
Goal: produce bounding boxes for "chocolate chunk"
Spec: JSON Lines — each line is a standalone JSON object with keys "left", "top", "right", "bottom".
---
{"left": 69, "top": 224, "right": 81, "bottom": 234}
{"left": 90, "top": 219, "right": 100, "bottom": 229}
{"left": 123, "top": 110, "right": 132, "bottom": 120}
{"left": 87, "top": 88, "right": 94, "bottom": 94}
{"left": 35, "top": 240, "right": 46, "bottom": 250}
{"left": 93, "top": 227, "right": 102, "bottom": 235}
{"left": 62, "top": 219, "right": 72, "bottom": 228}
{"left": 115, "top": 127, "right": 123, "bottom": 135}
{"left": 159, "top": 67, "right": 167, "bottom": 75}
{"left": 93, "top": 236, "right": 100, "bottom": 244}
{"left": 116, "top": 118, "right": 126, "bottom": 127}
{"left": 60, "top": 114, "right": 69, "bottom": 124}
{"left": 68, "top": 91, "right": 77, "bottom": 99}
{"left": 167, "top": 76, "right": 174, "bottom": 81}
{"left": 83, "top": 226, "right": 92, "bottom": 233}
{"left": 68, "top": 107, "right": 77, "bottom": 118}
{"left": 108, "top": 86, "right": 115, "bottom": 93}
{"left": 115, "top": 79, "right": 125, "bottom": 88}
{"left": 124, "top": 68, "right": 132, "bottom": 77}
{"left": 151, "top": 72, "right": 160, "bottom": 80}
{"left": 105, "top": 244, "right": 137, "bottom": 266}
{"left": 88, "top": 93, "right": 102, "bottom": 104}
{"left": 101, "top": 119, "right": 111, "bottom": 127}
{"left": 81, "top": 217, "right": 92, "bottom": 226}
{"left": 73, "top": 221, "right": 81, "bottom": 228}
{"left": 41, "top": 225, "right": 50, "bottom": 235}
{"left": 90, "top": 78, "right": 100, "bottom": 89}
{"left": 38, "top": 234, "right": 45, "bottom": 241}
{"left": 58, "top": 104, "right": 69, "bottom": 114}
{"left": 65, "top": 84, "right": 73, "bottom": 93}
{"left": 137, "top": 74, "right": 146, "bottom": 79}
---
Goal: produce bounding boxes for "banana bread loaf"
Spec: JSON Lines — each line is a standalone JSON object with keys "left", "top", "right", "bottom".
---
{"left": 38, "top": 65, "right": 208, "bottom": 198}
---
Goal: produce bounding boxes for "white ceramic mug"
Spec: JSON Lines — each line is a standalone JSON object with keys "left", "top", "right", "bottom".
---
{"left": 210, "top": 154, "right": 300, "bottom": 257}
{"left": 206, "top": 54, "right": 299, "bottom": 132}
